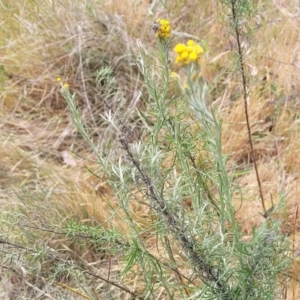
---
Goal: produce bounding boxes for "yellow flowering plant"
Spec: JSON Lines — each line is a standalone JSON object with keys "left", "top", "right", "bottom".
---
{"left": 173, "top": 39, "right": 212, "bottom": 123}
{"left": 149, "top": 19, "right": 172, "bottom": 95}
{"left": 174, "top": 40, "right": 204, "bottom": 66}
{"left": 56, "top": 13, "right": 290, "bottom": 298}
{"left": 153, "top": 19, "right": 171, "bottom": 40}
{"left": 57, "top": 77, "right": 70, "bottom": 93}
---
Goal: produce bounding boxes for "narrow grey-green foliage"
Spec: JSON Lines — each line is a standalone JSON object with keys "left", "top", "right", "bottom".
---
{"left": 57, "top": 7, "right": 290, "bottom": 300}
{"left": 219, "top": 0, "right": 260, "bottom": 76}
{"left": 63, "top": 220, "right": 128, "bottom": 251}
{"left": 0, "top": 3, "right": 290, "bottom": 298}
{"left": 220, "top": 0, "right": 258, "bottom": 33}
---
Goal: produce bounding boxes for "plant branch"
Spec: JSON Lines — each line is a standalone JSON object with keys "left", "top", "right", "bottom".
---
{"left": 230, "top": 0, "right": 266, "bottom": 214}
{"left": 119, "top": 136, "right": 228, "bottom": 293}
{"left": 0, "top": 238, "right": 144, "bottom": 300}
{"left": 18, "top": 220, "right": 196, "bottom": 289}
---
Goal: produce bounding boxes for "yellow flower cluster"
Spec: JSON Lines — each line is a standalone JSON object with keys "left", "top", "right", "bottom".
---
{"left": 57, "top": 77, "right": 69, "bottom": 89}
{"left": 174, "top": 40, "right": 204, "bottom": 66}
{"left": 154, "top": 19, "right": 171, "bottom": 39}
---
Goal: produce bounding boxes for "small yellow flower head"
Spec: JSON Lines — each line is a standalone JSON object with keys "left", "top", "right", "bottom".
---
{"left": 60, "top": 83, "right": 70, "bottom": 94}
{"left": 194, "top": 45, "right": 203, "bottom": 54}
{"left": 170, "top": 71, "right": 179, "bottom": 78}
{"left": 57, "top": 77, "right": 70, "bottom": 93}
{"left": 174, "top": 40, "right": 204, "bottom": 66}
{"left": 189, "top": 52, "right": 198, "bottom": 61}
{"left": 153, "top": 19, "right": 171, "bottom": 39}
{"left": 174, "top": 44, "right": 186, "bottom": 54}
{"left": 187, "top": 40, "right": 195, "bottom": 46}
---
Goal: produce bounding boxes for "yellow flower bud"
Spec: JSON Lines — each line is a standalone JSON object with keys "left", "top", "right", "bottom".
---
{"left": 187, "top": 40, "right": 195, "bottom": 46}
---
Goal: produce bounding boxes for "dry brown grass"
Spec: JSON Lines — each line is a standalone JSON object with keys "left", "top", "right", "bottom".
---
{"left": 1, "top": 0, "right": 300, "bottom": 298}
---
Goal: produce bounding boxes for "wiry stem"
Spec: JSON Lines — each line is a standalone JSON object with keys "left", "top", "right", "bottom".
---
{"left": 230, "top": 0, "right": 266, "bottom": 214}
